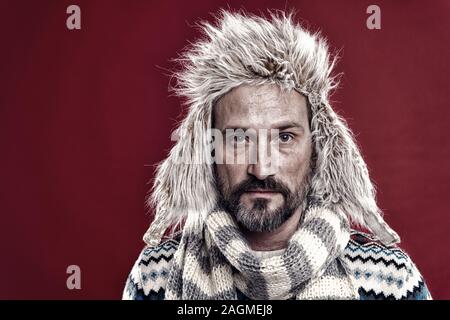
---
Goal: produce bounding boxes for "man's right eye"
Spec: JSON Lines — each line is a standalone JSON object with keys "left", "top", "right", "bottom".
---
{"left": 233, "top": 135, "right": 246, "bottom": 144}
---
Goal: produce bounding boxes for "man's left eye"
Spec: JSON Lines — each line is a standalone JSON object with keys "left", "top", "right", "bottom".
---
{"left": 278, "top": 133, "right": 293, "bottom": 143}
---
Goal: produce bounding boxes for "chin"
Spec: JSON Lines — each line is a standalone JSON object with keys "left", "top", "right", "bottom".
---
{"left": 242, "top": 196, "right": 283, "bottom": 208}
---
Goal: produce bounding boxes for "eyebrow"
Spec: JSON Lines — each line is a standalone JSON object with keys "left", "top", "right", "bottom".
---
{"left": 221, "top": 121, "right": 305, "bottom": 134}
{"left": 275, "top": 121, "right": 305, "bottom": 131}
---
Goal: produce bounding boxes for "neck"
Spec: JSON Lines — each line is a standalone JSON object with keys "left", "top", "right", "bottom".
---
{"left": 242, "top": 207, "right": 303, "bottom": 251}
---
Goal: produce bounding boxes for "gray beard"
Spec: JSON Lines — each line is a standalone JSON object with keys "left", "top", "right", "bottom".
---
{"left": 232, "top": 182, "right": 310, "bottom": 232}
{"left": 216, "top": 173, "right": 312, "bottom": 233}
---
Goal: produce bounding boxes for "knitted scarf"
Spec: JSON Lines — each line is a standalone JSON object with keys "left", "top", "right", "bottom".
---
{"left": 165, "top": 207, "right": 359, "bottom": 300}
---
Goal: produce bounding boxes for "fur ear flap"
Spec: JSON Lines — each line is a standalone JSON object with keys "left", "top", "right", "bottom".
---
{"left": 308, "top": 96, "right": 400, "bottom": 245}
{"left": 143, "top": 11, "right": 400, "bottom": 247}
{"left": 143, "top": 104, "right": 217, "bottom": 246}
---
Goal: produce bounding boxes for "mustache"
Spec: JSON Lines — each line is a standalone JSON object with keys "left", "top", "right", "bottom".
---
{"left": 230, "top": 176, "right": 291, "bottom": 198}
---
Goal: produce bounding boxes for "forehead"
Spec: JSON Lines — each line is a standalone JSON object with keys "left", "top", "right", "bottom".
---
{"left": 213, "top": 84, "right": 308, "bottom": 129}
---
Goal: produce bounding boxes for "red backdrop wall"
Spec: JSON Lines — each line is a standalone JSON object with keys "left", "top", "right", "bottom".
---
{"left": 0, "top": 0, "right": 448, "bottom": 299}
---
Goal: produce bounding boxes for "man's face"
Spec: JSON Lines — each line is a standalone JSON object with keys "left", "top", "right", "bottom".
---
{"left": 213, "top": 84, "right": 313, "bottom": 232}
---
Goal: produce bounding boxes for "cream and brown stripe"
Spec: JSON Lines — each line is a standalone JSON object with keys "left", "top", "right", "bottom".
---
{"left": 165, "top": 207, "right": 359, "bottom": 300}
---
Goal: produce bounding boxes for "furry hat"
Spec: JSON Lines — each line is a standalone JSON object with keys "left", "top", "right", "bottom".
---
{"left": 143, "top": 10, "right": 400, "bottom": 246}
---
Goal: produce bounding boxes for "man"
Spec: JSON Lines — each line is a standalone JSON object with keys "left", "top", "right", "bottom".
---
{"left": 123, "top": 11, "right": 431, "bottom": 300}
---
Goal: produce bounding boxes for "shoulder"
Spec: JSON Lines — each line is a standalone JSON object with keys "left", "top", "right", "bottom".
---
{"left": 122, "top": 238, "right": 179, "bottom": 300}
{"left": 341, "top": 231, "right": 432, "bottom": 300}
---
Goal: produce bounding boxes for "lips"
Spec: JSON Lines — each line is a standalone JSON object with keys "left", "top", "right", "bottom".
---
{"left": 246, "top": 189, "right": 278, "bottom": 193}
{"left": 244, "top": 189, "right": 279, "bottom": 197}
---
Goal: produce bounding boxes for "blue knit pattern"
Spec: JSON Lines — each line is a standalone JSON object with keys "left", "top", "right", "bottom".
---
{"left": 122, "top": 232, "right": 431, "bottom": 300}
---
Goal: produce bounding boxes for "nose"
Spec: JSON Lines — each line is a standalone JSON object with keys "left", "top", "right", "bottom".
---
{"left": 247, "top": 140, "right": 277, "bottom": 180}
{"left": 247, "top": 162, "right": 276, "bottom": 180}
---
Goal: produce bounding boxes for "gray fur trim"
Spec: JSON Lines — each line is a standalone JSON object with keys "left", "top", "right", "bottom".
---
{"left": 143, "top": 10, "right": 399, "bottom": 246}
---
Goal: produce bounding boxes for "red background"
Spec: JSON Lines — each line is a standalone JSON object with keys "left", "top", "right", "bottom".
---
{"left": 0, "top": 0, "right": 449, "bottom": 299}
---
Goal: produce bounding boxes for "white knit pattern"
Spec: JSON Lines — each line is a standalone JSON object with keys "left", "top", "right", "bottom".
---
{"left": 144, "top": 10, "right": 400, "bottom": 248}
{"left": 163, "top": 207, "right": 359, "bottom": 300}
{"left": 123, "top": 232, "right": 432, "bottom": 300}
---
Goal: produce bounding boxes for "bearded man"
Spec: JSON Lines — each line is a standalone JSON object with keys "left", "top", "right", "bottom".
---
{"left": 123, "top": 11, "right": 431, "bottom": 300}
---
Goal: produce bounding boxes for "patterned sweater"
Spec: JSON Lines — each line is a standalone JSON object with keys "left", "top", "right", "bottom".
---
{"left": 122, "top": 231, "right": 432, "bottom": 300}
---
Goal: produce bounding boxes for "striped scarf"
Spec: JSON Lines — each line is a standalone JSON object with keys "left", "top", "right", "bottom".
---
{"left": 165, "top": 207, "right": 359, "bottom": 300}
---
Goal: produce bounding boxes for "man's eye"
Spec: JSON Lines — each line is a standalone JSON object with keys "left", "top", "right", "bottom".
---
{"left": 233, "top": 135, "right": 246, "bottom": 144}
{"left": 278, "top": 133, "right": 293, "bottom": 143}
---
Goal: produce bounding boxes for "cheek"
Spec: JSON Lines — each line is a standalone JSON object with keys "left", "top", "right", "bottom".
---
{"left": 277, "top": 141, "right": 312, "bottom": 184}
{"left": 216, "top": 163, "right": 248, "bottom": 189}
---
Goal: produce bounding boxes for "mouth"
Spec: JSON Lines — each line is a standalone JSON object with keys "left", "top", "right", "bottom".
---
{"left": 244, "top": 189, "right": 279, "bottom": 197}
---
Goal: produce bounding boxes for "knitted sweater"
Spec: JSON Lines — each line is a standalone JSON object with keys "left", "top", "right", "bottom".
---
{"left": 122, "top": 231, "right": 431, "bottom": 300}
